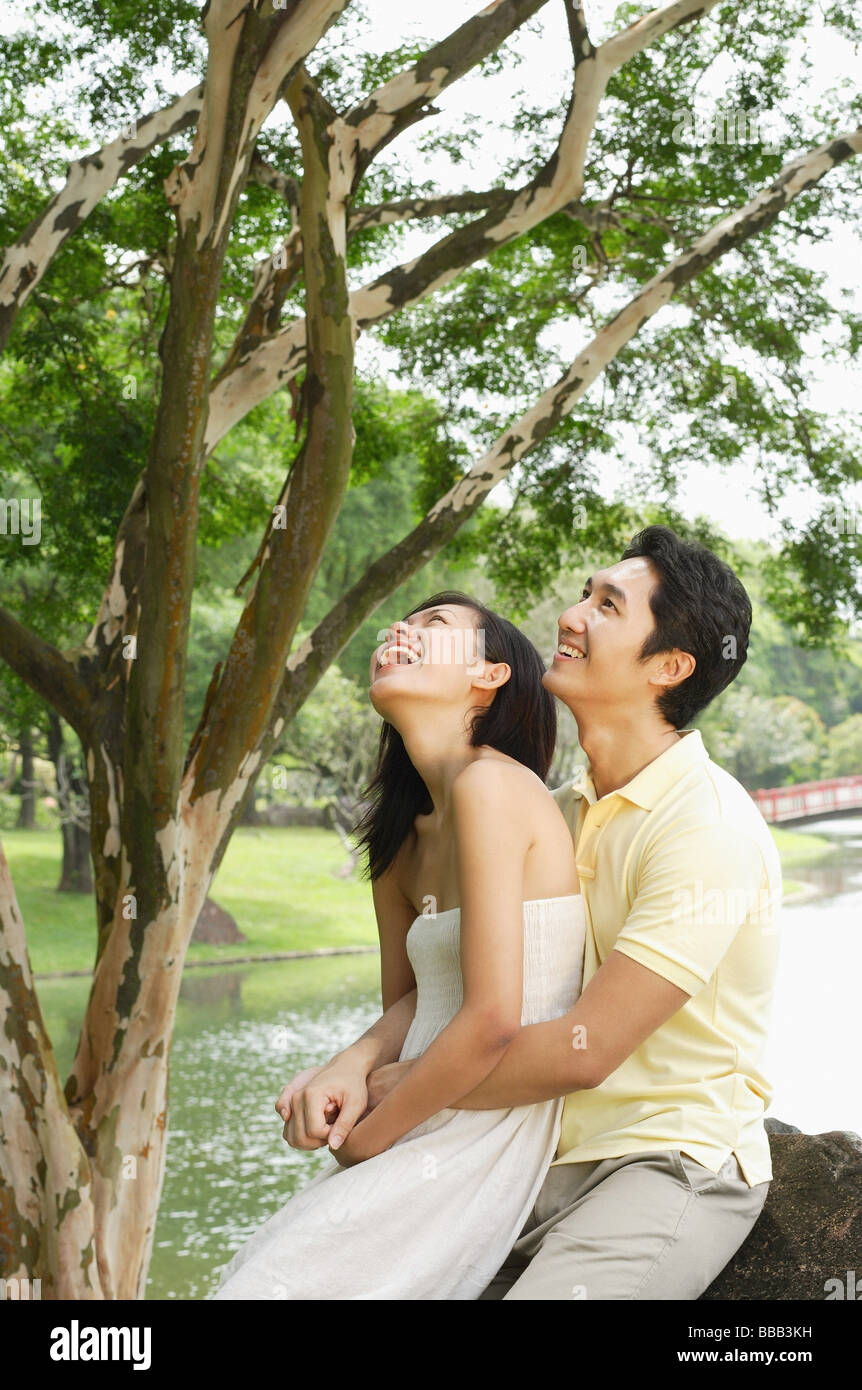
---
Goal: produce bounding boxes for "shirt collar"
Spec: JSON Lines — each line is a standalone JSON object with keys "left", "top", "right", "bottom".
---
{"left": 567, "top": 729, "right": 708, "bottom": 811}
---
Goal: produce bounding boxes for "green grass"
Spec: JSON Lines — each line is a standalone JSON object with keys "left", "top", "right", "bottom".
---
{"left": 3, "top": 826, "right": 378, "bottom": 977}
{"left": 769, "top": 825, "right": 840, "bottom": 866}
{"left": 1, "top": 820, "right": 839, "bottom": 977}
{"left": 188, "top": 827, "right": 378, "bottom": 962}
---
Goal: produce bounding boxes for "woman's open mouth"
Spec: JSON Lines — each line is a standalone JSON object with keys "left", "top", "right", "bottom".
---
{"left": 376, "top": 639, "right": 423, "bottom": 670}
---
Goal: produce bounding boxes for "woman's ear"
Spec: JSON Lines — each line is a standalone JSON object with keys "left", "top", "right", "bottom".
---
{"left": 472, "top": 661, "right": 511, "bottom": 689}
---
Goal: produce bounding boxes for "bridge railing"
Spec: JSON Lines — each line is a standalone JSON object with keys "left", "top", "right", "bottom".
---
{"left": 755, "top": 775, "right": 862, "bottom": 823}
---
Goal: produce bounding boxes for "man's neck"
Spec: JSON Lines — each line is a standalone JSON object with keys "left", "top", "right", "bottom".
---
{"left": 575, "top": 714, "right": 683, "bottom": 800}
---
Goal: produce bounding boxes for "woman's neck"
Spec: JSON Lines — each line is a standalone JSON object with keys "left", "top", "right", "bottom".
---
{"left": 398, "top": 715, "right": 483, "bottom": 824}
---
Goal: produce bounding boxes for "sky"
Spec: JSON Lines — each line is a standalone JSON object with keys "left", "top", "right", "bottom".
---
{"left": 3, "top": 0, "right": 861, "bottom": 543}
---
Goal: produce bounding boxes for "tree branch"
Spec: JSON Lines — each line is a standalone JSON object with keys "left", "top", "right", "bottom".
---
{"left": 0, "top": 84, "right": 205, "bottom": 353}
{"left": 565, "top": 0, "right": 596, "bottom": 68}
{"left": 248, "top": 151, "right": 300, "bottom": 221}
{"left": 165, "top": 0, "right": 350, "bottom": 250}
{"left": 213, "top": 0, "right": 556, "bottom": 388}
{"left": 216, "top": 187, "right": 516, "bottom": 383}
{"left": 0, "top": 606, "right": 91, "bottom": 739}
{"left": 603, "top": 0, "right": 720, "bottom": 67}
{"left": 343, "top": 0, "right": 553, "bottom": 184}
{"left": 268, "top": 123, "right": 862, "bottom": 726}
{"left": 206, "top": 0, "right": 724, "bottom": 451}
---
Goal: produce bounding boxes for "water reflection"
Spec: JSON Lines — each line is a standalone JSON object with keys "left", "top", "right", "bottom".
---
{"left": 764, "top": 814, "right": 862, "bottom": 1145}
{"left": 179, "top": 971, "right": 244, "bottom": 1008}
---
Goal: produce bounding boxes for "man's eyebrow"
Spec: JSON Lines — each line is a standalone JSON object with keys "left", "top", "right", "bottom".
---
{"left": 583, "top": 578, "right": 627, "bottom": 607}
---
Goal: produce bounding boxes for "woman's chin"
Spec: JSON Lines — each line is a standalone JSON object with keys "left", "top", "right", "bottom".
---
{"left": 369, "top": 670, "right": 407, "bottom": 709}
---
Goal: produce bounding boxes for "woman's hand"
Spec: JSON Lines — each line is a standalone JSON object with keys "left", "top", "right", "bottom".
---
{"left": 276, "top": 1057, "right": 369, "bottom": 1151}
{"left": 328, "top": 1061, "right": 420, "bottom": 1165}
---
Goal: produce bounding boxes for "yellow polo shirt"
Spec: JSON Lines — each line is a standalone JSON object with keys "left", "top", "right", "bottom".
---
{"left": 550, "top": 729, "right": 781, "bottom": 1186}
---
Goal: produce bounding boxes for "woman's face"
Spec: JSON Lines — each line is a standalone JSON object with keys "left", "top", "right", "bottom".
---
{"left": 368, "top": 601, "right": 493, "bottom": 716}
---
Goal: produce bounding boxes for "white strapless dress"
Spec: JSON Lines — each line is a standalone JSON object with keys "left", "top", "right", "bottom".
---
{"left": 212, "top": 894, "right": 586, "bottom": 1301}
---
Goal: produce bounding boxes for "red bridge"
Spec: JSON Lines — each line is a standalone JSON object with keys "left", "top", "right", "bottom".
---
{"left": 754, "top": 775, "right": 862, "bottom": 824}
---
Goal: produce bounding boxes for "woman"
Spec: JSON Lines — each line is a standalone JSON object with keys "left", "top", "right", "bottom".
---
{"left": 212, "top": 591, "right": 586, "bottom": 1300}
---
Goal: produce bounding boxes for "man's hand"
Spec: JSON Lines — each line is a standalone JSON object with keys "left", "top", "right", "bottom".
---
{"left": 365, "top": 1059, "right": 417, "bottom": 1111}
{"left": 328, "top": 1129, "right": 370, "bottom": 1168}
{"left": 275, "top": 1058, "right": 369, "bottom": 1151}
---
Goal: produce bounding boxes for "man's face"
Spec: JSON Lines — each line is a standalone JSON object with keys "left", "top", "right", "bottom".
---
{"left": 543, "top": 556, "right": 668, "bottom": 716}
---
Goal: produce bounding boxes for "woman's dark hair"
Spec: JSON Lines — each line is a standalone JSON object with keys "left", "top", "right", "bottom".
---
{"left": 352, "top": 590, "right": 556, "bottom": 881}
{"left": 621, "top": 525, "right": 752, "bottom": 730}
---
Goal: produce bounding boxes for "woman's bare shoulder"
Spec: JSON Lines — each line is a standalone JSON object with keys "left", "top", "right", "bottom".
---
{"left": 451, "top": 752, "right": 552, "bottom": 802}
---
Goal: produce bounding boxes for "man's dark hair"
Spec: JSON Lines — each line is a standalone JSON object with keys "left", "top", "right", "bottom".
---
{"left": 621, "top": 525, "right": 752, "bottom": 729}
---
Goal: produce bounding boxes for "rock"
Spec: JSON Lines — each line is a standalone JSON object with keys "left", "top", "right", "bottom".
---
{"left": 191, "top": 896, "right": 246, "bottom": 945}
{"left": 763, "top": 1117, "right": 802, "bottom": 1135}
{"left": 701, "top": 1128, "right": 862, "bottom": 1300}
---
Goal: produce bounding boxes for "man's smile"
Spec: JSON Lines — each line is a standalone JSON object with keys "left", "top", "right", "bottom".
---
{"left": 553, "top": 640, "right": 587, "bottom": 662}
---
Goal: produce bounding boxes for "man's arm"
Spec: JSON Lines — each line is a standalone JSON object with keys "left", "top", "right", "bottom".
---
{"left": 450, "top": 951, "right": 690, "bottom": 1109}
{"left": 451, "top": 817, "right": 772, "bottom": 1109}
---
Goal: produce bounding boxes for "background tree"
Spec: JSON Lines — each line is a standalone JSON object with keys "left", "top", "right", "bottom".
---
{"left": 276, "top": 665, "right": 382, "bottom": 875}
{"left": 824, "top": 714, "right": 862, "bottom": 778}
{"left": 1, "top": 0, "right": 861, "bottom": 1299}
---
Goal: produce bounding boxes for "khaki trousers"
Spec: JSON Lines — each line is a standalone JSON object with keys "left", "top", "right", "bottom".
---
{"left": 479, "top": 1148, "right": 770, "bottom": 1300}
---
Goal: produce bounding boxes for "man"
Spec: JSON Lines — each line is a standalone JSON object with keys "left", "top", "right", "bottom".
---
{"left": 278, "top": 525, "right": 781, "bottom": 1300}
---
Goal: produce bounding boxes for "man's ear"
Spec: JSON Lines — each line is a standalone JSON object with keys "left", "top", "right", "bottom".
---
{"left": 648, "top": 649, "right": 696, "bottom": 691}
{"left": 472, "top": 661, "right": 511, "bottom": 690}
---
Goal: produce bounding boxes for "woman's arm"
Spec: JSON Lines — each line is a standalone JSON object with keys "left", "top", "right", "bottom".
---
{"left": 331, "top": 760, "right": 531, "bottom": 1163}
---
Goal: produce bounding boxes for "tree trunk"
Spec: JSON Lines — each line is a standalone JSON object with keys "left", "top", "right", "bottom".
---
{"left": 14, "top": 726, "right": 36, "bottom": 830}
{"left": 46, "top": 712, "right": 93, "bottom": 895}
{"left": 58, "top": 818, "right": 93, "bottom": 895}
{"left": 239, "top": 787, "right": 262, "bottom": 825}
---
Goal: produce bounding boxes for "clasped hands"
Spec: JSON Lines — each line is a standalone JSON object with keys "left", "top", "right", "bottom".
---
{"left": 275, "top": 1058, "right": 415, "bottom": 1168}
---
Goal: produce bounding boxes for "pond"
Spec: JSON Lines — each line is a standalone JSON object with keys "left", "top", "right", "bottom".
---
{"left": 36, "top": 815, "right": 862, "bottom": 1300}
